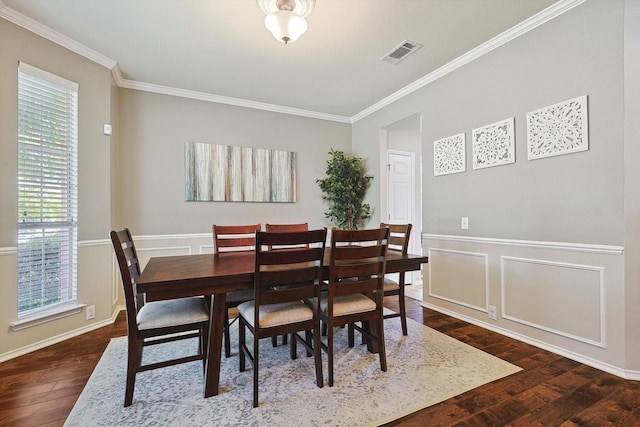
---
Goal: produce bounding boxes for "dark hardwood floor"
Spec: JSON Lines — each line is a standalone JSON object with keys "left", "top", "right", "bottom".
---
{"left": 1, "top": 297, "right": 639, "bottom": 426}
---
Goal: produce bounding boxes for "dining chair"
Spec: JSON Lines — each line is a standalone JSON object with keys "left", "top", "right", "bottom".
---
{"left": 238, "top": 228, "right": 327, "bottom": 407}
{"left": 213, "top": 224, "right": 261, "bottom": 358}
{"left": 318, "top": 227, "right": 389, "bottom": 387}
{"left": 265, "top": 222, "right": 309, "bottom": 346}
{"left": 380, "top": 223, "right": 412, "bottom": 335}
{"left": 110, "top": 228, "right": 210, "bottom": 407}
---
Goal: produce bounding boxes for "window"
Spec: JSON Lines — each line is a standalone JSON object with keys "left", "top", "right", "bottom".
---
{"left": 17, "top": 62, "right": 78, "bottom": 317}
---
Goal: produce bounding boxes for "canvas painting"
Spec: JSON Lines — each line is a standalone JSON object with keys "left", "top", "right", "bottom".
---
{"left": 185, "top": 141, "right": 296, "bottom": 202}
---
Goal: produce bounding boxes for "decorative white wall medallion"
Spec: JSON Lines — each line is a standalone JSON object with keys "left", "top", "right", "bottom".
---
{"left": 433, "top": 133, "right": 466, "bottom": 176}
{"left": 526, "top": 95, "right": 588, "bottom": 160}
{"left": 472, "top": 117, "right": 515, "bottom": 170}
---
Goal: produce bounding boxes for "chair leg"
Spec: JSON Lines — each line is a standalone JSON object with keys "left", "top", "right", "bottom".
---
{"left": 348, "top": 323, "right": 355, "bottom": 347}
{"left": 399, "top": 284, "right": 408, "bottom": 336}
{"left": 253, "top": 334, "right": 260, "bottom": 408}
{"left": 305, "top": 331, "right": 312, "bottom": 357}
{"left": 124, "top": 339, "right": 142, "bottom": 407}
{"left": 272, "top": 336, "right": 278, "bottom": 347}
{"left": 327, "top": 325, "right": 334, "bottom": 387}
{"left": 224, "top": 309, "right": 231, "bottom": 358}
{"left": 377, "top": 314, "right": 387, "bottom": 372}
{"left": 239, "top": 318, "right": 246, "bottom": 372}
{"left": 200, "top": 324, "right": 208, "bottom": 373}
{"left": 313, "top": 327, "right": 323, "bottom": 388}
{"left": 290, "top": 332, "right": 298, "bottom": 359}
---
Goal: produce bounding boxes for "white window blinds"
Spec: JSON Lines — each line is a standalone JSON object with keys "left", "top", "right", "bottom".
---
{"left": 17, "top": 62, "right": 79, "bottom": 316}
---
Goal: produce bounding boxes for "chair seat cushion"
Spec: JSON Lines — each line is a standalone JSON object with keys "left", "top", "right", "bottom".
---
{"left": 383, "top": 278, "right": 400, "bottom": 292}
{"left": 137, "top": 297, "right": 209, "bottom": 330}
{"left": 226, "top": 289, "right": 254, "bottom": 303}
{"left": 315, "top": 294, "right": 376, "bottom": 317}
{"left": 237, "top": 300, "right": 313, "bottom": 328}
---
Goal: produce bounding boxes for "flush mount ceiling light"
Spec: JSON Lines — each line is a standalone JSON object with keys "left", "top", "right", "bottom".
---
{"left": 257, "top": 0, "right": 316, "bottom": 44}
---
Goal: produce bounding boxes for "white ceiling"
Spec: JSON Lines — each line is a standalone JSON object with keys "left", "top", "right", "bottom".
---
{"left": 2, "top": 0, "right": 561, "bottom": 121}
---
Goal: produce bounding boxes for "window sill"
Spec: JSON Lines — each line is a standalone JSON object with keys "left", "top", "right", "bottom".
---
{"left": 10, "top": 303, "right": 87, "bottom": 332}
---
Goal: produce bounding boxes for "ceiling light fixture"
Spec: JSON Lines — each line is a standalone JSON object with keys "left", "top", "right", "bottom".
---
{"left": 257, "top": 0, "right": 315, "bottom": 44}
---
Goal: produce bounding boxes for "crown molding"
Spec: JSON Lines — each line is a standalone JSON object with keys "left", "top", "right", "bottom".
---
{"left": 0, "top": 0, "right": 117, "bottom": 70}
{"left": 2, "top": 0, "right": 585, "bottom": 124}
{"left": 350, "top": 0, "right": 587, "bottom": 123}
{"left": 116, "top": 77, "right": 351, "bottom": 123}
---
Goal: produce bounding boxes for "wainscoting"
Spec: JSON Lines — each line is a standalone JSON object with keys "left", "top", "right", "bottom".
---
{"left": 422, "top": 234, "right": 639, "bottom": 380}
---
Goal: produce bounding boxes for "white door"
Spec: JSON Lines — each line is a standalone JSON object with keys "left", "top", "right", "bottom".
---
{"left": 386, "top": 150, "right": 421, "bottom": 287}
{"left": 387, "top": 150, "right": 414, "bottom": 231}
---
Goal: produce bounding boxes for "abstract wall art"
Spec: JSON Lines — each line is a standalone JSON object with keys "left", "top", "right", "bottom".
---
{"left": 185, "top": 141, "right": 297, "bottom": 202}
{"left": 472, "top": 117, "right": 515, "bottom": 170}
{"left": 526, "top": 95, "right": 588, "bottom": 160}
{"left": 433, "top": 133, "right": 466, "bottom": 176}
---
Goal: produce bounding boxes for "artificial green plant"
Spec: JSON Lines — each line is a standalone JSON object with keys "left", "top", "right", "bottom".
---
{"left": 316, "top": 149, "right": 373, "bottom": 230}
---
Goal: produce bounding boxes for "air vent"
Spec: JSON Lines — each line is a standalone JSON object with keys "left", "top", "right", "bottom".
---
{"left": 380, "top": 40, "right": 422, "bottom": 65}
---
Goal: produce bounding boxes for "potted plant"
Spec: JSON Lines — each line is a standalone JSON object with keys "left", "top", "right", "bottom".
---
{"left": 317, "top": 149, "right": 373, "bottom": 230}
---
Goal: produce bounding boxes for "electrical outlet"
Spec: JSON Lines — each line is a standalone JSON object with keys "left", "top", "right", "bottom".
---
{"left": 461, "top": 217, "right": 469, "bottom": 230}
{"left": 86, "top": 305, "right": 96, "bottom": 320}
{"left": 488, "top": 305, "right": 497, "bottom": 320}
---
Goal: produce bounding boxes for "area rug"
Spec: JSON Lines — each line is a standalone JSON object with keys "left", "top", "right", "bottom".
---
{"left": 65, "top": 315, "right": 520, "bottom": 426}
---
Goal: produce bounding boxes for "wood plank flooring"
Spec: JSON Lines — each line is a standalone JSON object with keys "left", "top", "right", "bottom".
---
{"left": 1, "top": 298, "right": 638, "bottom": 426}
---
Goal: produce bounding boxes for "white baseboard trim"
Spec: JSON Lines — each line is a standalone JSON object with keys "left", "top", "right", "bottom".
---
{"left": 0, "top": 305, "right": 125, "bottom": 364}
{"left": 423, "top": 234, "right": 624, "bottom": 255}
{"left": 421, "top": 302, "right": 640, "bottom": 381}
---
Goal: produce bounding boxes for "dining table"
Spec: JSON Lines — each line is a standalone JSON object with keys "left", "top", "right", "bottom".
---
{"left": 136, "top": 248, "right": 428, "bottom": 398}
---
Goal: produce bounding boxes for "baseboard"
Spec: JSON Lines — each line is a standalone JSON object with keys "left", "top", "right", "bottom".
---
{"left": 421, "top": 302, "right": 640, "bottom": 381}
{"left": 0, "top": 305, "right": 125, "bottom": 363}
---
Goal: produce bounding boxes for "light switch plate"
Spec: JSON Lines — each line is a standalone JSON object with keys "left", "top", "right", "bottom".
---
{"left": 461, "top": 217, "right": 469, "bottom": 230}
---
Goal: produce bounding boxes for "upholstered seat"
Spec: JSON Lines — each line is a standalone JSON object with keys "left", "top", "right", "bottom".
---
{"left": 238, "top": 301, "right": 314, "bottom": 328}
{"left": 213, "top": 224, "right": 261, "bottom": 358}
{"left": 238, "top": 228, "right": 326, "bottom": 407}
{"left": 110, "top": 228, "right": 209, "bottom": 407}
{"left": 137, "top": 298, "right": 209, "bottom": 330}
{"left": 265, "top": 223, "right": 310, "bottom": 347}
{"left": 318, "top": 227, "right": 389, "bottom": 387}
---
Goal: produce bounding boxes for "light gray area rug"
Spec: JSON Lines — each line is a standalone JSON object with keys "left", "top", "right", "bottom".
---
{"left": 65, "top": 316, "right": 521, "bottom": 426}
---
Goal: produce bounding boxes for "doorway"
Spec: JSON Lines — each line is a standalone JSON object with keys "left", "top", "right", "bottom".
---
{"left": 379, "top": 113, "right": 423, "bottom": 300}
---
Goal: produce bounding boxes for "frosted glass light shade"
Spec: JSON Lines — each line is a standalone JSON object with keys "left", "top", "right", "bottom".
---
{"left": 264, "top": 10, "right": 308, "bottom": 44}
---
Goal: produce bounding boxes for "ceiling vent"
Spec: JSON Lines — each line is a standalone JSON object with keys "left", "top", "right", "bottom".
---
{"left": 380, "top": 40, "right": 422, "bottom": 65}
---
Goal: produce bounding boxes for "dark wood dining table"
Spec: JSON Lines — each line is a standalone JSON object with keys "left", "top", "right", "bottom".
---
{"left": 137, "top": 249, "right": 428, "bottom": 398}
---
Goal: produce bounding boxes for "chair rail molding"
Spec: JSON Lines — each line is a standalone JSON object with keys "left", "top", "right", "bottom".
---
{"left": 423, "top": 234, "right": 624, "bottom": 255}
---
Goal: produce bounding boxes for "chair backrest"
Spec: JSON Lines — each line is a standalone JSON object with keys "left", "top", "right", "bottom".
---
{"left": 110, "top": 228, "right": 144, "bottom": 335}
{"left": 253, "top": 229, "right": 327, "bottom": 322}
{"left": 328, "top": 227, "right": 389, "bottom": 304}
{"left": 265, "top": 223, "right": 309, "bottom": 249}
{"left": 265, "top": 223, "right": 309, "bottom": 232}
{"left": 213, "top": 224, "right": 261, "bottom": 254}
{"left": 380, "top": 223, "right": 412, "bottom": 255}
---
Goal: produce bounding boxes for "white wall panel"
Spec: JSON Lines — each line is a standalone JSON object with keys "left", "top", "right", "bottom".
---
{"left": 501, "top": 256, "right": 604, "bottom": 347}
{"left": 428, "top": 248, "right": 488, "bottom": 312}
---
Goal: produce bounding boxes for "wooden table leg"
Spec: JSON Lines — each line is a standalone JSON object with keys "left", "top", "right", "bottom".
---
{"left": 204, "top": 293, "right": 226, "bottom": 398}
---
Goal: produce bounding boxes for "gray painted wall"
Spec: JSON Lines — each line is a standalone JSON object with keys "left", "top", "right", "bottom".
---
{"left": 0, "top": 18, "right": 114, "bottom": 354}
{"left": 354, "top": 0, "right": 624, "bottom": 246}
{"left": 352, "top": 0, "right": 640, "bottom": 374}
{"left": 117, "top": 89, "right": 351, "bottom": 235}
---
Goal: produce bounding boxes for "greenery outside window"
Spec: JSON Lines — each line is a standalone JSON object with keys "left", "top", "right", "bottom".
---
{"left": 17, "top": 62, "right": 78, "bottom": 317}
